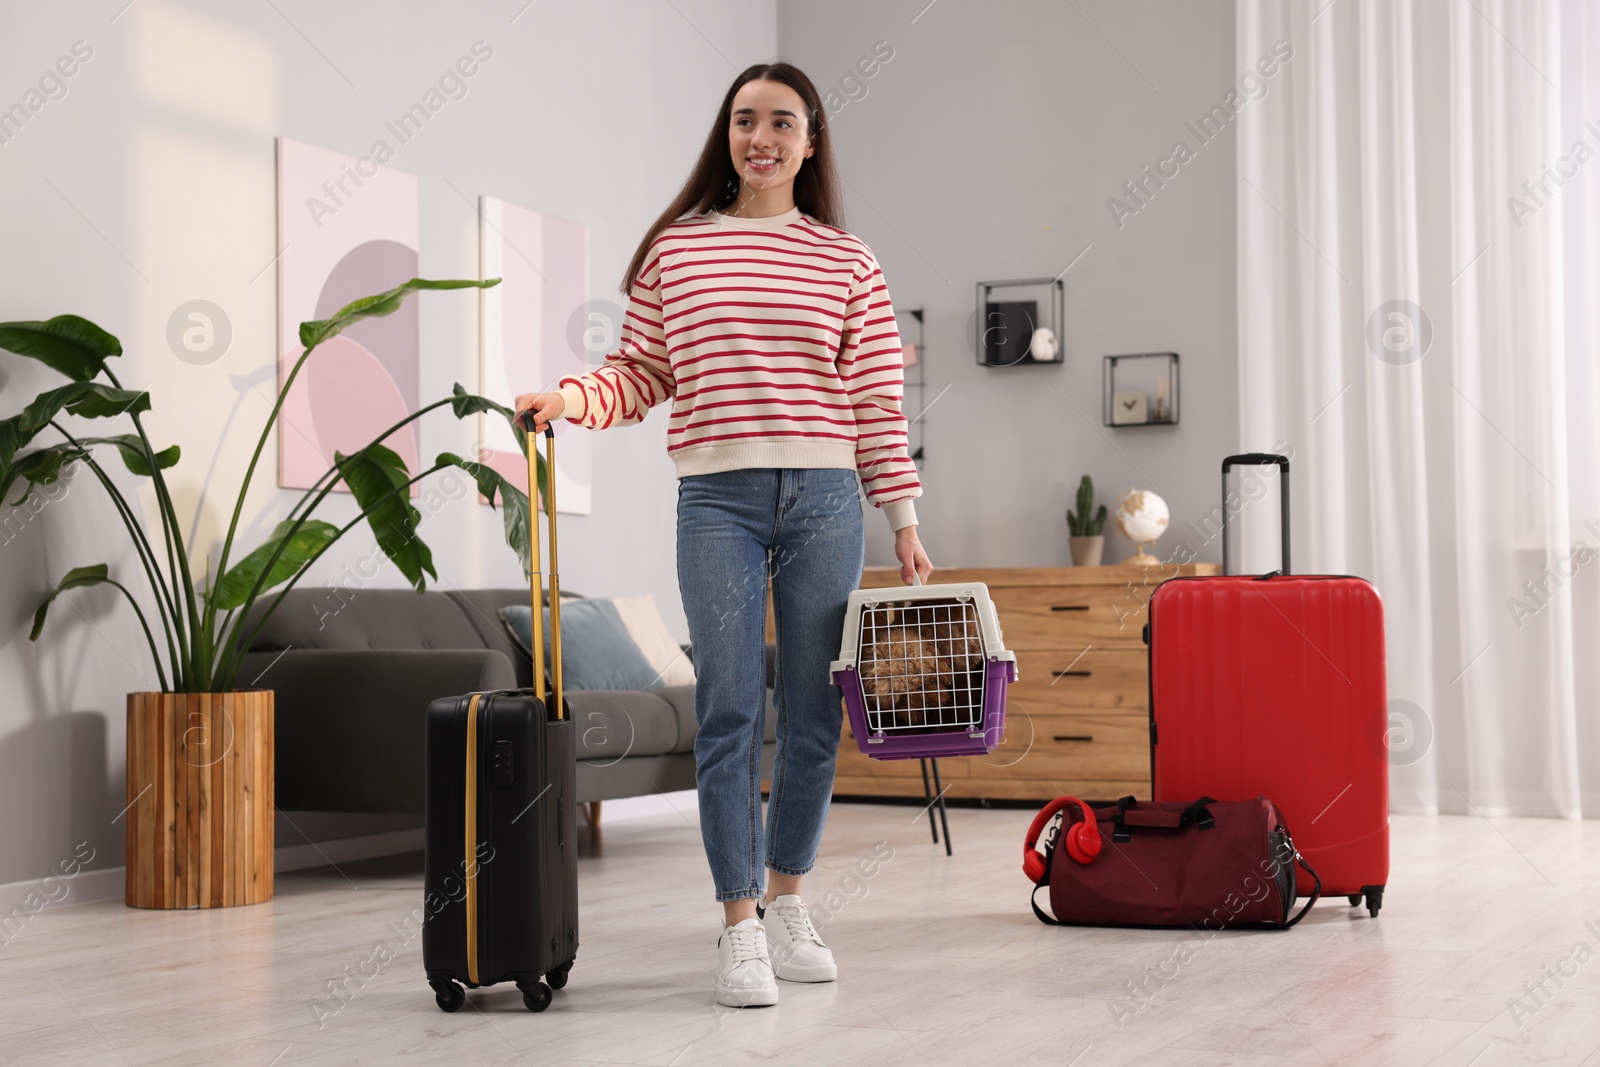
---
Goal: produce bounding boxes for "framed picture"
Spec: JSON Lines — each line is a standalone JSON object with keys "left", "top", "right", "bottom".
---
{"left": 275, "top": 137, "right": 421, "bottom": 493}
{"left": 478, "top": 197, "right": 593, "bottom": 515}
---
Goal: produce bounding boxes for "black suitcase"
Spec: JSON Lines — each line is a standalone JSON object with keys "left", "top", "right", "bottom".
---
{"left": 422, "top": 419, "right": 578, "bottom": 1012}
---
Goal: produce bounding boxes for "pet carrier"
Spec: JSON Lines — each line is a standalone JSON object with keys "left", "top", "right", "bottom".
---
{"left": 830, "top": 572, "right": 1017, "bottom": 760}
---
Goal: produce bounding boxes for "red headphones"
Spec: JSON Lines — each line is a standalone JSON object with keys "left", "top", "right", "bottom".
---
{"left": 1022, "top": 796, "right": 1102, "bottom": 882}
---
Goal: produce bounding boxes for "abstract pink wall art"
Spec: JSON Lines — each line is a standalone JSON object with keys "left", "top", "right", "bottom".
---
{"left": 478, "top": 196, "right": 593, "bottom": 515}
{"left": 276, "top": 136, "right": 420, "bottom": 494}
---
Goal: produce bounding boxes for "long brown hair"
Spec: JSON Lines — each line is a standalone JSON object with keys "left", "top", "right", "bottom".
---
{"left": 619, "top": 62, "right": 844, "bottom": 293}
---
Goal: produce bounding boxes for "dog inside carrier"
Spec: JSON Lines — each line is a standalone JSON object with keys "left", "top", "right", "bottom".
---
{"left": 831, "top": 580, "right": 1017, "bottom": 760}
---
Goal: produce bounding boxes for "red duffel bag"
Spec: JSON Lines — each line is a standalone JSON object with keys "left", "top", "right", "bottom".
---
{"left": 1022, "top": 795, "right": 1320, "bottom": 929}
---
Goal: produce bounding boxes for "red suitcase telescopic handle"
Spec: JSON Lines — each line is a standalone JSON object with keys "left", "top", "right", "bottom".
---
{"left": 1220, "top": 453, "right": 1290, "bottom": 577}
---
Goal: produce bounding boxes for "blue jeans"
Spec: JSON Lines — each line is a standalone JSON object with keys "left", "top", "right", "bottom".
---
{"left": 676, "top": 468, "right": 866, "bottom": 902}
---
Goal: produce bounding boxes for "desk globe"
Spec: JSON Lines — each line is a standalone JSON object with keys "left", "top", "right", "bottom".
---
{"left": 1115, "top": 488, "right": 1169, "bottom": 566}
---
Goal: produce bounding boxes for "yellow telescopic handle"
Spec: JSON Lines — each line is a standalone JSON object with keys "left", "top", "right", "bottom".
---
{"left": 521, "top": 416, "right": 563, "bottom": 720}
{"left": 545, "top": 426, "right": 563, "bottom": 718}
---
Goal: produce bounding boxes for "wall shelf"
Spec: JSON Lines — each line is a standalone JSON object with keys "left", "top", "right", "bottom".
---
{"left": 973, "top": 277, "right": 1065, "bottom": 366}
{"left": 1102, "top": 352, "right": 1179, "bottom": 427}
{"left": 897, "top": 307, "right": 926, "bottom": 469}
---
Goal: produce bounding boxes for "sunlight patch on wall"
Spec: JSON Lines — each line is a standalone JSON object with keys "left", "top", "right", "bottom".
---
{"left": 132, "top": 1, "right": 276, "bottom": 133}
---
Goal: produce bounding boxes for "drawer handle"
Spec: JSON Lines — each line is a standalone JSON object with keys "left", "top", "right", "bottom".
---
{"left": 1052, "top": 670, "right": 1092, "bottom": 679}
{"left": 1050, "top": 605, "right": 1090, "bottom": 612}
{"left": 1053, "top": 735, "right": 1094, "bottom": 743}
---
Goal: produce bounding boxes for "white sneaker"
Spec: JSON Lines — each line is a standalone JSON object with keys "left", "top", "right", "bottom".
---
{"left": 715, "top": 917, "right": 778, "bottom": 1007}
{"left": 757, "top": 895, "right": 837, "bottom": 982}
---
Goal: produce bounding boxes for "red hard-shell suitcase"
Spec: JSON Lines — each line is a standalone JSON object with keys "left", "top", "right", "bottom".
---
{"left": 1147, "top": 454, "right": 1390, "bottom": 917}
{"left": 422, "top": 420, "right": 579, "bottom": 1011}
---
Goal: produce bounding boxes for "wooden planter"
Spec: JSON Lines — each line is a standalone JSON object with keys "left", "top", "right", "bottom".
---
{"left": 125, "top": 690, "right": 274, "bottom": 908}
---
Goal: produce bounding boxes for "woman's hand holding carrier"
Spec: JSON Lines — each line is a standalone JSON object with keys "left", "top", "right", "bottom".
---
{"left": 895, "top": 527, "right": 933, "bottom": 586}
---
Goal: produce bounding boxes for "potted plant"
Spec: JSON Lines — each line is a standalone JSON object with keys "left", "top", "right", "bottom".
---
{"left": 0, "top": 277, "right": 546, "bottom": 908}
{"left": 1067, "top": 474, "right": 1107, "bottom": 566}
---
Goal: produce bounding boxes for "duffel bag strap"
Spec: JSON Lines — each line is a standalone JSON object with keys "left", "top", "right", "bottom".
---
{"left": 1030, "top": 883, "right": 1063, "bottom": 926}
{"left": 1029, "top": 808, "right": 1067, "bottom": 925}
{"left": 1113, "top": 795, "right": 1216, "bottom": 841}
{"left": 1283, "top": 851, "right": 1322, "bottom": 928}
{"left": 1112, "top": 795, "right": 1135, "bottom": 842}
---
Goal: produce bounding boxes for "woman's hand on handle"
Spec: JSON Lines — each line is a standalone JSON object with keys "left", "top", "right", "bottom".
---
{"left": 512, "top": 391, "right": 566, "bottom": 434}
{"left": 895, "top": 525, "right": 933, "bottom": 585}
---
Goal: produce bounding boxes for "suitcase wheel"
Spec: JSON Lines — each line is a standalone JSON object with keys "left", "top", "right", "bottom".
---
{"left": 1347, "top": 894, "right": 1363, "bottom": 907}
{"left": 548, "top": 961, "right": 573, "bottom": 990}
{"left": 432, "top": 980, "right": 465, "bottom": 1013}
{"left": 521, "top": 982, "right": 554, "bottom": 1012}
{"left": 1363, "top": 886, "right": 1384, "bottom": 918}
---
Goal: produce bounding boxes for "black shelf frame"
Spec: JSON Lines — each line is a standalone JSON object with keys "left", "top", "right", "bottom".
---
{"left": 973, "top": 277, "right": 1066, "bottom": 367}
{"left": 897, "top": 306, "right": 926, "bottom": 468}
{"left": 1102, "top": 351, "right": 1180, "bottom": 428}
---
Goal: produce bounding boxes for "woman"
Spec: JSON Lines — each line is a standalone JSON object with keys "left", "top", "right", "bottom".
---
{"left": 514, "top": 61, "right": 932, "bottom": 1008}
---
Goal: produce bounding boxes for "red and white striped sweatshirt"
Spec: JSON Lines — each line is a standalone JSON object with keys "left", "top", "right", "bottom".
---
{"left": 555, "top": 205, "right": 922, "bottom": 532}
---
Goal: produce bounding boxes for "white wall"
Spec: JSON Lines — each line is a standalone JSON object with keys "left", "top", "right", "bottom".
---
{"left": 0, "top": 0, "right": 777, "bottom": 886}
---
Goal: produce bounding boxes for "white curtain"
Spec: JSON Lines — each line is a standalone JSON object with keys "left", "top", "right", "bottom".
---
{"left": 1236, "top": 0, "right": 1599, "bottom": 817}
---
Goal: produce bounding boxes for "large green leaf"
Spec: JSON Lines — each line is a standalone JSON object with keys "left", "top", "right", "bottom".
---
{"left": 448, "top": 382, "right": 512, "bottom": 421}
{"left": 20, "top": 381, "right": 150, "bottom": 434}
{"left": 0, "top": 419, "right": 19, "bottom": 501}
{"left": 81, "top": 434, "right": 180, "bottom": 477}
{"left": 436, "top": 451, "right": 533, "bottom": 577}
{"left": 31, "top": 563, "right": 111, "bottom": 640}
{"left": 0, "top": 315, "right": 122, "bottom": 382}
{"left": 207, "top": 518, "right": 338, "bottom": 610}
{"left": 334, "top": 443, "right": 436, "bottom": 592}
{"left": 299, "top": 278, "right": 500, "bottom": 351}
{"left": 3, "top": 442, "right": 88, "bottom": 505}
{"left": 447, "top": 381, "right": 545, "bottom": 485}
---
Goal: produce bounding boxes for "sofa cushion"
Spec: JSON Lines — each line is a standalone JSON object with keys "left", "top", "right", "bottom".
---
{"left": 446, "top": 589, "right": 583, "bottom": 689}
{"left": 611, "top": 593, "right": 696, "bottom": 686}
{"left": 243, "top": 588, "right": 487, "bottom": 652}
{"left": 499, "top": 601, "right": 659, "bottom": 691}
{"left": 564, "top": 690, "right": 681, "bottom": 759}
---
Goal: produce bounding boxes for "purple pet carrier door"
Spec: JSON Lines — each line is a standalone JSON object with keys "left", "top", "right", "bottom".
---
{"left": 831, "top": 583, "right": 1016, "bottom": 760}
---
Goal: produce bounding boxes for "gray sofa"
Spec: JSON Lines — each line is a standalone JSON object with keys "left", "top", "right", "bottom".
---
{"left": 239, "top": 587, "right": 777, "bottom": 813}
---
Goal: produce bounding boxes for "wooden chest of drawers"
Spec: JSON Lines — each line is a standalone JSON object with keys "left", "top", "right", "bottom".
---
{"left": 766, "top": 563, "right": 1220, "bottom": 803}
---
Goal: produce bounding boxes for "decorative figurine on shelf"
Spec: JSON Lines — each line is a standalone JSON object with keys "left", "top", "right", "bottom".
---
{"left": 1030, "top": 326, "right": 1059, "bottom": 362}
{"left": 1152, "top": 375, "right": 1170, "bottom": 422}
{"left": 1066, "top": 475, "right": 1107, "bottom": 566}
{"left": 1114, "top": 488, "right": 1170, "bottom": 566}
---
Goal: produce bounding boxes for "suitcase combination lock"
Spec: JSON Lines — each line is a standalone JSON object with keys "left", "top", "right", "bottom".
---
{"left": 492, "top": 740, "right": 515, "bottom": 787}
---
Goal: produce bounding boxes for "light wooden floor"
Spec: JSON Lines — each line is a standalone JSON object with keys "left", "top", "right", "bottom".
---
{"left": 3, "top": 804, "right": 1599, "bottom": 1066}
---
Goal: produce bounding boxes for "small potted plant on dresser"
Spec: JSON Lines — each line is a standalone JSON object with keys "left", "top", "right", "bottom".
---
{"left": 1067, "top": 475, "right": 1107, "bottom": 566}
{"left": 1, "top": 278, "right": 544, "bottom": 908}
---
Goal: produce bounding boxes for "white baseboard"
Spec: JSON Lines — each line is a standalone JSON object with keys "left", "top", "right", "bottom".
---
{"left": 1, "top": 796, "right": 699, "bottom": 917}
{"left": 0, "top": 827, "right": 429, "bottom": 916}
{"left": 0, "top": 865, "right": 126, "bottom": 925}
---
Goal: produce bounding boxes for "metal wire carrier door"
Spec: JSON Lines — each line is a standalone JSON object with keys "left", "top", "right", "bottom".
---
{"left": 857, "top": 596, "right": 987, "bottom": 737}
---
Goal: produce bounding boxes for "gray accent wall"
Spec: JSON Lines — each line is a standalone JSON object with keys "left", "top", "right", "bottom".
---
{"left": 778, "top": 0, "right": 1240, "bottom": 571}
